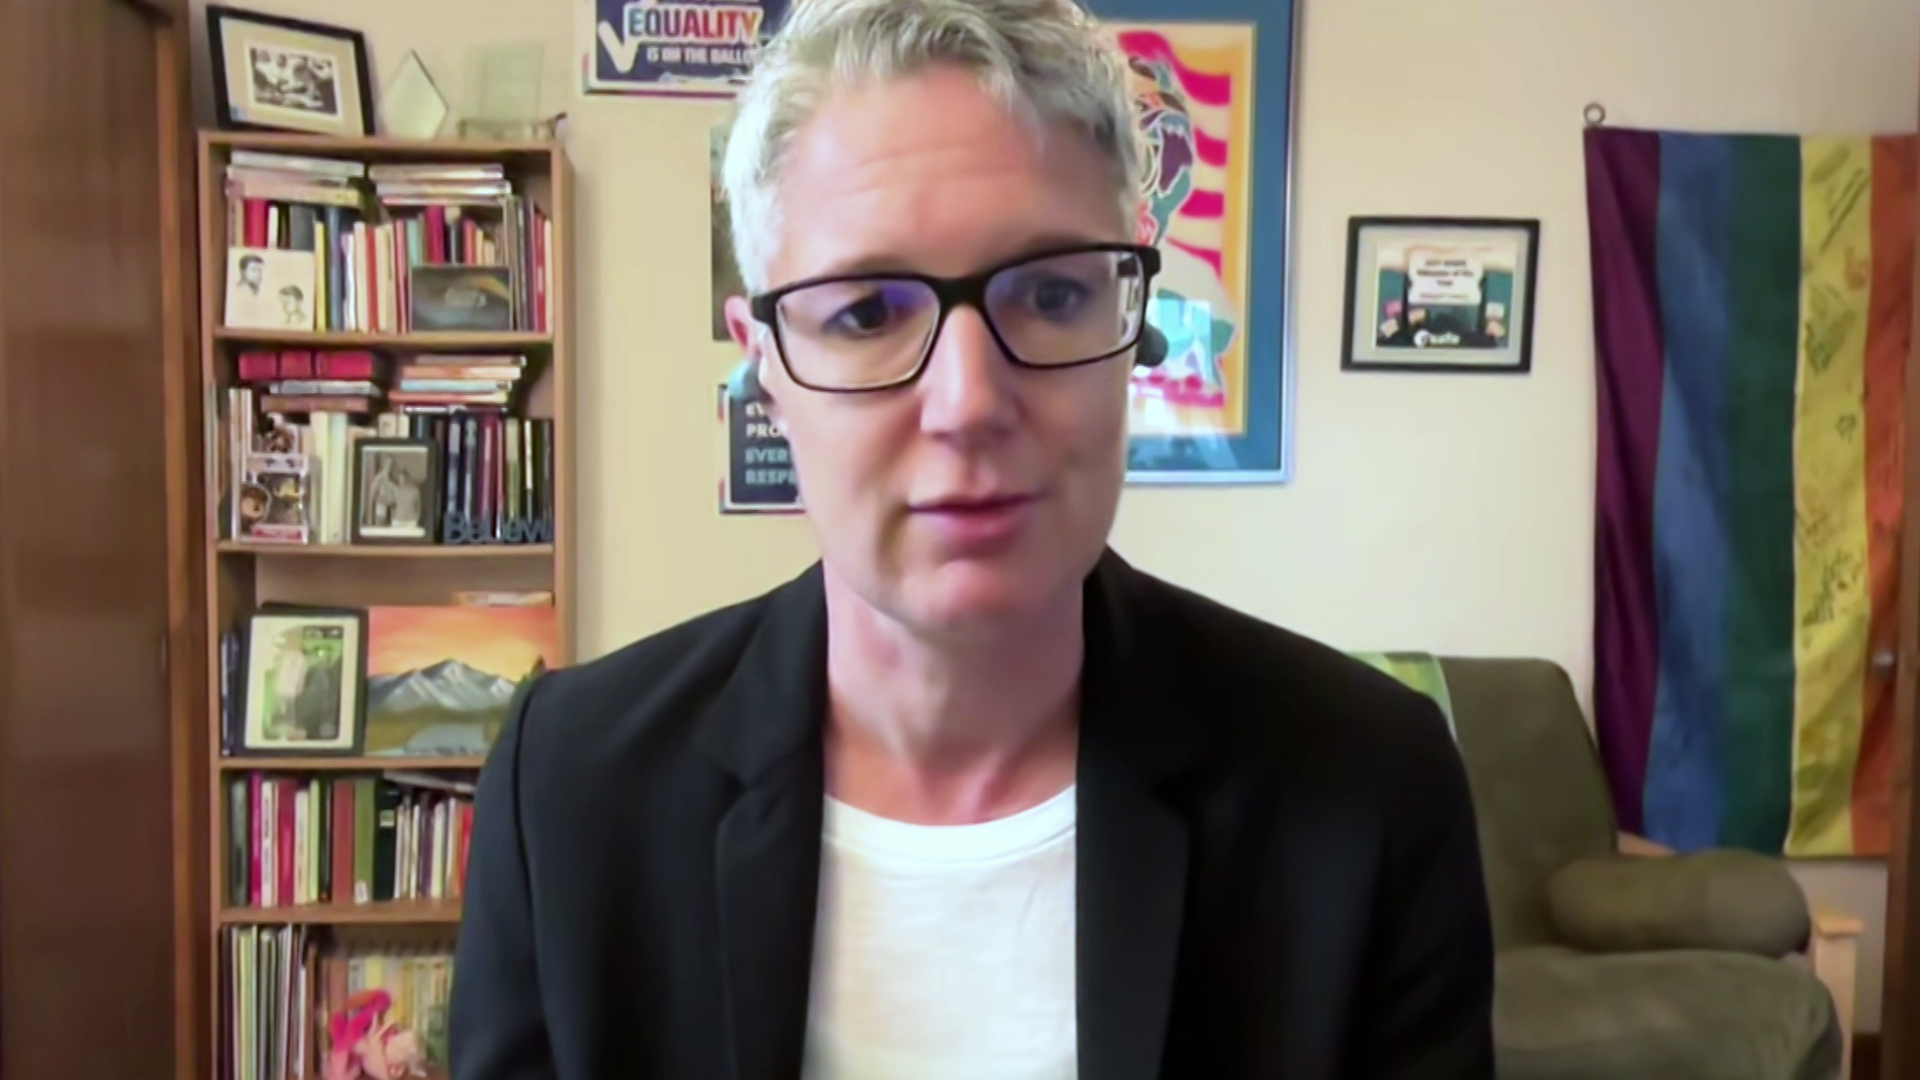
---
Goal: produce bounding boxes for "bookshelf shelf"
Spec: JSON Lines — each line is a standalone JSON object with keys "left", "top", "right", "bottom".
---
{"left": 194, "top": 131, "right": 572, "bottom": 1077}
{"left": 220, "top": 900, "right": 463, "bottom": 926}
{"left": 212, "top": 327, "right": 553, "bottom": 350}
{"left": 218, "top": 756, "right": 487, "bottom": 772}
{"left": 217, "top": 541, "right": 553, "bottom": 559}
{"left": 205, "top": 129, "right": 557, "bottom": 164}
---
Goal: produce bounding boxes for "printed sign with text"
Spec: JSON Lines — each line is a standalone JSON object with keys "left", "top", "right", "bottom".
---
{"left": 584, "top": 0, "right": 790, "bottom": 97}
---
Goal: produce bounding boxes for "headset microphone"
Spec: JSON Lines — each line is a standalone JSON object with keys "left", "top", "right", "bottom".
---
{"left": 1134, "top": 324, "right": 1169, "bottom": 369}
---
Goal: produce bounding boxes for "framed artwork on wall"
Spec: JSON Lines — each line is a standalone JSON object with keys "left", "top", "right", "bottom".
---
{"left": 1096, "top": 0, "right": 1300, "bottom": 483}
{"left": 207, "top": 6, "right": 375, "bottom": 138}
{"left": 1341, "top": 216, "right": 1541, "bottom": 374}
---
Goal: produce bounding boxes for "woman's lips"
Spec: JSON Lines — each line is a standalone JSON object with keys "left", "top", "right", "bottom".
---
{"left": 909, "top": 493, "right": 1039, "bottom": 553}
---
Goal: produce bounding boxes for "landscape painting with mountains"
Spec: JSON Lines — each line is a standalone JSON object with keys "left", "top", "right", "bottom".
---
{"left": 364, "top": 605, "right": 560, "bottom": 757}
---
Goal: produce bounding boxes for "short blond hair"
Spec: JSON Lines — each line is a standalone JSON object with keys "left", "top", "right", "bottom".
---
{"left": 721, "top": 0, "right": 1141, "bottom": 292}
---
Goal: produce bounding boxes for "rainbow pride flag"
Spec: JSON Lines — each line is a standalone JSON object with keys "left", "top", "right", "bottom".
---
{"left": 1586, "top": 128, "right": 1912, "bottom": 857}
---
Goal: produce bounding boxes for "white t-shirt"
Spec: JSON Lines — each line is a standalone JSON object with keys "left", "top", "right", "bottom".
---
{"left": 802, "top": 786, "right": 1078, "bottom": 1080}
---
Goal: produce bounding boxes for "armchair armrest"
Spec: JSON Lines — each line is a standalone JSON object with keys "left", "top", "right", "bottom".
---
{"left": 1546, "top": 848, "right": 1810, "bottom": 958}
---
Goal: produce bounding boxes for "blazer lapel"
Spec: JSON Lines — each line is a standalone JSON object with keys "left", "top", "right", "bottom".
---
{"left": 699, "top": 566, "right": 830, "bottom": 1080}
{"left": 715, "top": 754, "right": 825, "bottom": 1080}
{"left": 1077, "top": 551, "right": 1200, "bottom": 1080}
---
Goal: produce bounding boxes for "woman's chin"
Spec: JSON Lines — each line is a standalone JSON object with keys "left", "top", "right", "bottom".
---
{"left": 899, "top": 561, "right": 1065, "bottom": 635}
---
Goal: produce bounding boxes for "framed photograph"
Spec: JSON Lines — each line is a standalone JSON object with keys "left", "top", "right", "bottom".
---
{"left": 238, "top": 609, "right": 366, "bottom": 756}
{"left": 224, "top": 247, "right": 316, "bottom": 331}
{"left": 1342, "top": 217, "right": 1541, "bottom": 374}
{"left": 352, "top": 438, "right": 441, "bottom": 545}
{"left": 207, "top": 6, "right": 374, "bottom": 137}
{"left": 410, "top": 265, "right": 514, "bottom": 331}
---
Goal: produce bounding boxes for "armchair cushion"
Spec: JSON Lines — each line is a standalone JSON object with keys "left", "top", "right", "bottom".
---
{"left": 1547, "top": 849, "right": 1810, "bottom": 957}
{"left": 1497, "top": 946, "right": 1839, "bottom": 1080}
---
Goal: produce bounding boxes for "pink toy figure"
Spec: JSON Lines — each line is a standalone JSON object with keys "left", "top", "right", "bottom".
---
{"left": 326, "top": 989, "right": 430, "bottom": 1080}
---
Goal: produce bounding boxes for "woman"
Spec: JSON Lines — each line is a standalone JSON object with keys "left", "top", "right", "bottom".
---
{"left": 451, "top": 1, "right": 1492, "bottom": 1077}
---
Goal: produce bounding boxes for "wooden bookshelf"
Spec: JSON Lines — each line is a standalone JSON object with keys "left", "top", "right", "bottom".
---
{"left": 217, "top": 756, "right": 487, "bottom": 772}
{"left": 220, "top": 900, "right": 463, "bottom": 926}
{"left": 212, "top": 327, "right": 554, "bottom": 350}
{"left": 217, "top": 541, "right": 554, "bottom": 558}
{"left": 192, "top": 130, "right": 573, "bottom": 1080}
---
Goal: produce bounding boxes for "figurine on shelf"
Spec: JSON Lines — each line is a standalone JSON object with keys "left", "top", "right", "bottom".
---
{"left": 326, "top": 988, "right": 430, "bottom": 1080}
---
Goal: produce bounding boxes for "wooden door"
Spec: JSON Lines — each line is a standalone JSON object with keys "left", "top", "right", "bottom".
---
{"left": 0, "top": 0, "right": 201, "bottom": 1078}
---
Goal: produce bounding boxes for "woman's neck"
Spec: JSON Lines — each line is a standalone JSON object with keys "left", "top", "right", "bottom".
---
{"left": 822, "top": 567, "right": 1082, "bottom": 826}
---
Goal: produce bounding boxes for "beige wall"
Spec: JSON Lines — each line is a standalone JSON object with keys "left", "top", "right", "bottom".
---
{"left": 192, "top": 0, "right": 1920, "bottom": 1031}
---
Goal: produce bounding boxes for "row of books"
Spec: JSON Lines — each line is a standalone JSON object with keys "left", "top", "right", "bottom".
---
{"left": 225, "top": 773, "right": 475, "bottom": 909}
{"left": 225, "top": 150, "right": 551, "bottom": 333}
{"left": 224, "top": 926, "right": 452, "bottom": 1080}
{"left": 236, "top": 349, "right": 528, "bottom": 412}
{"left": 221, "top": 376, "right": 556, "bottom": 545}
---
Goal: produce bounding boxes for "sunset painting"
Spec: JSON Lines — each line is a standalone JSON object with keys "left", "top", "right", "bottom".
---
{"left": 363, "top": 605, "right": 559, "bottom": 757}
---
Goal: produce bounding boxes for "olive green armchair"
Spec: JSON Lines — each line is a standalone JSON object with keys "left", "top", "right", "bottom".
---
{"left": 1437, "top": 657, "right": 1857, "bottom": 1080}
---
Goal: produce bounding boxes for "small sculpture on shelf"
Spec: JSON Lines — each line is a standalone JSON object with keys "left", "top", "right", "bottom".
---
{"left": 326, "top": 988, "right": 430, "bottom": 1080}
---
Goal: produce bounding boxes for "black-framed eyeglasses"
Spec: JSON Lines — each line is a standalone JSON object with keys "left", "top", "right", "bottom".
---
{"left": 748, "top": 242, "right": 1163, "bottom": 393}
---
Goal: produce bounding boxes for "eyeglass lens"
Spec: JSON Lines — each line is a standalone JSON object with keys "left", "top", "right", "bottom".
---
{"left": 773, "top": 249, "right": 1150, "bottom": 390}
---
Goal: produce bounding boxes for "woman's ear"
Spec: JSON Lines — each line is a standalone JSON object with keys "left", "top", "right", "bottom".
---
{"left": 722, "top": 294, "right": 779, "bottom": 415}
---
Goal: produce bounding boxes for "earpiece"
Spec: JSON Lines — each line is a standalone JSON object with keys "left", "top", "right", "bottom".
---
{"left": 1135, "top": 324, "right": 1168, "bottom": 369}
{"left": 728, "top": 358, "right": 765, "bottom": 402}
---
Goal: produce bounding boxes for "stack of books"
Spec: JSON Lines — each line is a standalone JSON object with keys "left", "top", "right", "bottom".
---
{"left": 237, "top": 349, "right": 382, "bottom": 414}
{"left": 390, "top": 354, "right": 524, "bottom": 410}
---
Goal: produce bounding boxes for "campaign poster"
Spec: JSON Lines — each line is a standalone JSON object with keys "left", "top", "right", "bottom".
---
{"left": 1113, "top": 24, "right": 1255, "bottom": 456}
{"left": 583, "top": 0, "right": 790, "bottom": 97}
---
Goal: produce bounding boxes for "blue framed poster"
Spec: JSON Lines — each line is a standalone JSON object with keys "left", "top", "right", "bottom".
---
{"left": 583, "top": 0, "right": 790, "bottom": 97}
{"left": 1089, "top": 0, "right": 1299, "bottom": 483}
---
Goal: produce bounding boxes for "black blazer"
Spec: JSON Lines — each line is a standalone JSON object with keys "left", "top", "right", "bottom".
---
{"left": 451, "top": 551, "right": 1494, "bottom": 1080}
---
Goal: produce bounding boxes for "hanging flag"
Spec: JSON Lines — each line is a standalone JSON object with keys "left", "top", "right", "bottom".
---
{"left": 1587, "top": 127, "right": 1913, "bottom": 857}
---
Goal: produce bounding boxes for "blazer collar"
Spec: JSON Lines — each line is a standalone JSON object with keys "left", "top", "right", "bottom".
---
{"left": 696, "top": 561, "right": 831, "bottom": 784}
{"left": 694, "top": 550, "right": 1200, "bottom": 784}
{"left": 701, "top": 549, "right": 1200, "bottom": 1080}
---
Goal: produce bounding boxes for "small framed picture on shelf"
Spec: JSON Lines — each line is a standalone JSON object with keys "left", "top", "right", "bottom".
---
{"left": 1341, "top": 216, "right": 1541, "bottom": 374}
{"left": 237, "top": 609, "right": 367, "bottom": 757}
{"left": 410, "top": 265, "right": 515, "bottom": 331}
{"left": 225, "top": 247, "right": 317, "bottom": 331}
{"left": 352, "top": 438, "right": 442, "bottom": 545}
{"left": 206, "top": 6, "right": 374, "bottom": 137}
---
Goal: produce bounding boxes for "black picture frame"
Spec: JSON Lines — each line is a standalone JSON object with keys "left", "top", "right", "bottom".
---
{"left": 206, "top": 5, "right": 375, "bottom": 137}
{"left": 1341, "top": 216, "right": 1541, "bottom": 375}
{"left": 351, "top": 437, "right": 443, "bottom": 546}
{"left": 234, "top": 607, "right": 368, "bottom": 758}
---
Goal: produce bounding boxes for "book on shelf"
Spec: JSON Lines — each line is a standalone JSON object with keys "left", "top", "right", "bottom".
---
{"left": 218, "top": 348, "right": 556, "bottom": 547}
{"left": 225, "top": 772, "right": 475, "bottom": 909}
{"left": 223, "top": 150, "right": 553, "bottom": 334}
{"left": 223, "top": 926, "right": 454, "bottom": 1080}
